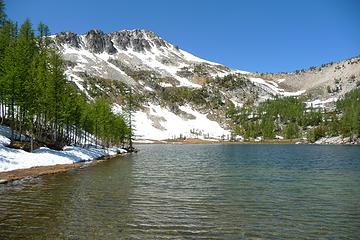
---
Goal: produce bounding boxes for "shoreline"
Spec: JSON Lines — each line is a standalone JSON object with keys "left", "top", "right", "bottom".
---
{"left": 1, "top": 138, "right": 358, "bottom": 184}
{"left": 136, "top": 138, "right": 298, "bottom": 145}
{"left": 0, "top": 153, "right": 123, "bottom": 185}
{"left": 136, "top": 137, "right": 359, "bottom": 145}
{"left": 137, "top": 139, "right": 301, "bottom": 145}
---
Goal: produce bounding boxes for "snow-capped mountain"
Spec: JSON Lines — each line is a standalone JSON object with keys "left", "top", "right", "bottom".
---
{"left": 55, "top": 29, "right": 232, "bottom": 88}
{"left": 52, "top": 29, "right": 360, "bottom": 141}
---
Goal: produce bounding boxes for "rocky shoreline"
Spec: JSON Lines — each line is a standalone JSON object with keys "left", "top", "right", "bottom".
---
{"left": 314, "top": 136, "right": 359, "bottom": 145}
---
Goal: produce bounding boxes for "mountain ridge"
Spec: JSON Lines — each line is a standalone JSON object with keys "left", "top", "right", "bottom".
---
{"left": 51, "top": 28, "right": 360, "bottom": 141}
{"left": 54, "top": 28, "right": 360, "bottom": 73}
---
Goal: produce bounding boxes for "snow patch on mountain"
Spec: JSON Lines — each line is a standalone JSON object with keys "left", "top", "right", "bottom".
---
{"left": 114, "top": 46, "right": 202, "bottom": 88}
{"left": 249, "top": 77, "right": 306, "bottom": 96}
{"left": 65, "top": 70, "right": 93, "bottom": 100}
{"left": 133, "top": 103, "right": 230, "bottom": 140}
{"left": 305, "top": 97, "right": 338, "bottom": 109}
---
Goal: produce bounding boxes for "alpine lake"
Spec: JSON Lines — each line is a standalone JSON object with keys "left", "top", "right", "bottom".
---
{"left": 1, "top": 144, "right": 359, "bottom": 239}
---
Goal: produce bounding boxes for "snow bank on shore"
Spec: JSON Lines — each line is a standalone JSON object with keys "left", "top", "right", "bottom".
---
{"left": 0, "top": 125, "right": 126, "bottom": 172}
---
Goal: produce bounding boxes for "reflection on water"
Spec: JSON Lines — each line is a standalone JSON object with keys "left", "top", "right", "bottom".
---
{"left": 0, "top": 144, "right": 360, "bottom": 239}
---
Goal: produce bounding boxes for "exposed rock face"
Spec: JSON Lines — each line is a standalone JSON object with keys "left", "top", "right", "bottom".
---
{"left": 56, "top": 29, "right": 173, "bottom": 54}
{"left": 177, "top": 67, "right": 194, "bottom": 78}
{"left": 109, "top": 29, "right": 170, "bottom": 52}
{"left": 145, "top": 30, "right": 169, "bottom": 48}
{"left": 56, "top": 32, "right": 81, "bottom": 48}
{"left": 84, "top": 29, "right": 117, "bottom": 54}
{"left": 111, "top": 30, "right": 151, "bottom": 52}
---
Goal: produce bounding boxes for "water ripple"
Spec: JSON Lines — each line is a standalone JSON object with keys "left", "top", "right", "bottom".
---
{"left": 0, "top": 144, "right": 360, "bottom": 239}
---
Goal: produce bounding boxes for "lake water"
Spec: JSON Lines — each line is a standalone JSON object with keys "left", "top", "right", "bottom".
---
{"left": 0, "top": 144, "right": 360, "bottom": 239}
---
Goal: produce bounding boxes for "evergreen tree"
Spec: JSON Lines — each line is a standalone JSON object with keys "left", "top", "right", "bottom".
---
{"left": 0, "top": 0, "right": 6, "bottom": 27}
{"left": 126, "top": 87, "right": 135, "bottom": 150}
{"left": 0, "top": 21, "right": 15, "bottom": 122}
{"left": 337, "top": 89, "right": 360, "bottom": 139}
{"left": 261, "top": 117, "right": 275, "bottom": 139}
{"left": 37, "top": 22, "right": 50, "bottom": 38}
{"left": 284, "top": 122, "right": 300, "bottom": 139}
{"left": 16, "top": 19, "right": 37, "bottom": 139}
{"left": 2, "top": 28, "right": 19, "bottom": 139}
{"left": 37, "top": 22, "right": 50, "bottom": 48}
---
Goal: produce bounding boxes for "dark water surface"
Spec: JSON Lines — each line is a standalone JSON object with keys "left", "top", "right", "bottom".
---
{"left": 0, "top": 144, "right": 360, "bottom": 239}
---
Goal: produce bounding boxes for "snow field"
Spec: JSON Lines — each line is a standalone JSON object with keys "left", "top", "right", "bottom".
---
{"left": 133, "top": 103, "right": 230, "bottom": 140}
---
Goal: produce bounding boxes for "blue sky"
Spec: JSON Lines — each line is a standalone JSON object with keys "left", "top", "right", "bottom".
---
{"left": 5, "top": 0, "right": 360, "bottom": 73}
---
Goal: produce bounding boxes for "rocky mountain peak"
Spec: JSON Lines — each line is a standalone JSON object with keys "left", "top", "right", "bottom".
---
{"left": 55, "top": 29, "right": 172, "bottom": 54}
{"left": 55, "top": 32, "right": 81, "bottom": 48}
{"left": 110, "top": 29, "right": 172, "bottom": 52}
{"left": 84, "top": 29, "right": 117, "bottom": 54}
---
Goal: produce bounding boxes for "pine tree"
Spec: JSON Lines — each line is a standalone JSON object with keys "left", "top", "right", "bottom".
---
{"left": 47, "top": 51, "right": 67, "bottom": 144}
{"left": 37, "top": 22, "right": 50, "bottom": 48}
{"left": 0, "top": 21, "right": 15, "bottom": 123}
{"left": 2, "top": 28, "right": 18, "bottom": 139}
{"left": 0, "top": 0, "right": 6, "bottom": 27}
{"left": 261, "top": 117, "right": 275, "bottom": 139}
{"left": 37, "top": 22, "right": 50, "bottom": 38}
{"left": 15, "top": 19, "right": 36, "bottom": 140}
{"left": 126, "top": 87, "right": 135, "bottom": 151}
{"left": 284, "top": 122, "right": 300, "bottom": 139}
